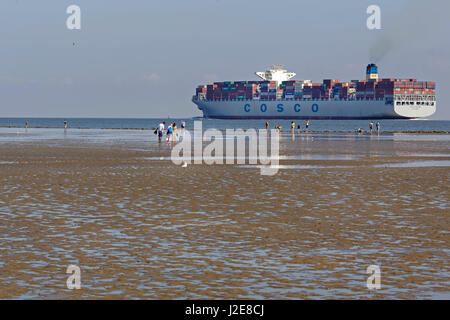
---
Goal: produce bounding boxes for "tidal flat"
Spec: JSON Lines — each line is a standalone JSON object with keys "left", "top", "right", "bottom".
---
{"left": 0, "top": 128, "right": 448, "bottom": 299}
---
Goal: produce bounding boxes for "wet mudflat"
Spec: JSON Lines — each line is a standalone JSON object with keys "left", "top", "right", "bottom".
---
{"left": 0, "top": 128, "right": 449, "bottom": 299}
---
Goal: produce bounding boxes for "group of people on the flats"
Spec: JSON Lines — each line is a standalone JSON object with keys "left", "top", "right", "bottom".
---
{"left": 155, "top": 121, "right": 186, "bottom": 143}
{"left": 155, "top": 119, "right": 382, "bottom": 142}
{"left": 266, "top": 120, "right": 311, "bottom": 133}
{"left": 266, "top": 119, "right": 381, "bottom": 135}
{"left": 357, "top": 121, "right": 381, "bottom": 134}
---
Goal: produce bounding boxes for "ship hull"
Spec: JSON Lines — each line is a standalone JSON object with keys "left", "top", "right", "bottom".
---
{"left": 193, "top": 99, "right": 436, "bottom": 120}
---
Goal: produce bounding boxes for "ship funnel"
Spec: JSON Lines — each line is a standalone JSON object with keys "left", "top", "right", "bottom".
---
{"left": 366, "top": 63, "right": 379, "bottom": 81}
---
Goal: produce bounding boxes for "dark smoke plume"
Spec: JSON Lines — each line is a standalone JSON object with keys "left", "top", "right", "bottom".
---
{"left": 369, "top": 0, "right": 444, "bottom": 63}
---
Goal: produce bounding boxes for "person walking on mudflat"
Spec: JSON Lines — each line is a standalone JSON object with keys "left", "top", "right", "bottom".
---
{"left": 157, "top": 121, "right": 165, "bottom": 143}
{"left": 369, "top": 121, "right": 374, "bottom": 134}
{"left": 166, "top": 123, "right": 173, "bottom": 143}
{"left": 172, "top": 123, "right": 178, "bottom": 142}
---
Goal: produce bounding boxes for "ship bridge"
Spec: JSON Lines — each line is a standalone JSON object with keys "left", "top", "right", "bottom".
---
{"left": 256, "top": 65, "right": 296, "bottom": 85}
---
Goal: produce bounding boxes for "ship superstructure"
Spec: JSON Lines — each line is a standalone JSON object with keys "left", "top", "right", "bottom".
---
{"left": 255, "top": 65, "right": 296, "bottom": 85}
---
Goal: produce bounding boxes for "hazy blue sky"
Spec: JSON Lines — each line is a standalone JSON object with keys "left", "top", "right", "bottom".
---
{"left": 0, "top": 0, "right": 448, "bottom": 119}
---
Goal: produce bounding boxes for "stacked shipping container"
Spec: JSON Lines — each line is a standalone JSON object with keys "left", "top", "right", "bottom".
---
{"left": 196, "top": 76, "right": 435, "bottom": 102}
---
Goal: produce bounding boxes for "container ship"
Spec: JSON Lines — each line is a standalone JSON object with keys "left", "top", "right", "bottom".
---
{"left": 192, "top": 64, "right": 436, "bottom": 119}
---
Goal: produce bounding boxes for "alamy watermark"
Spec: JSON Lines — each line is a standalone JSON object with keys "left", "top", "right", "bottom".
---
{"left": 367, "top": 5, "right": 381, "bottom": 30}
{"left": 66, "top": 5, "right": 81, "bottom": 30}
{"left": 171, "top": 121, "right": 280, "bottom": 176}
{"left": 65, "top": 5, "right": 381, "bottom": 31}
{"left": 366, "top": 265, "right": 381, "bottom": 290}
{"left": 66, "top": 264, "right": 81, "bottom": 289}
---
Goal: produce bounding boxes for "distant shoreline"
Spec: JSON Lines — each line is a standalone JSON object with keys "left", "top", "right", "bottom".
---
{"left": 0, "top": 126, "right": 449, "bottom": 134}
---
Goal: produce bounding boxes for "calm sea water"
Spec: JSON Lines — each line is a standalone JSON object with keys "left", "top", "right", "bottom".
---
{"left": 0, "top": 118, "right": 449, "bottom": 132}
